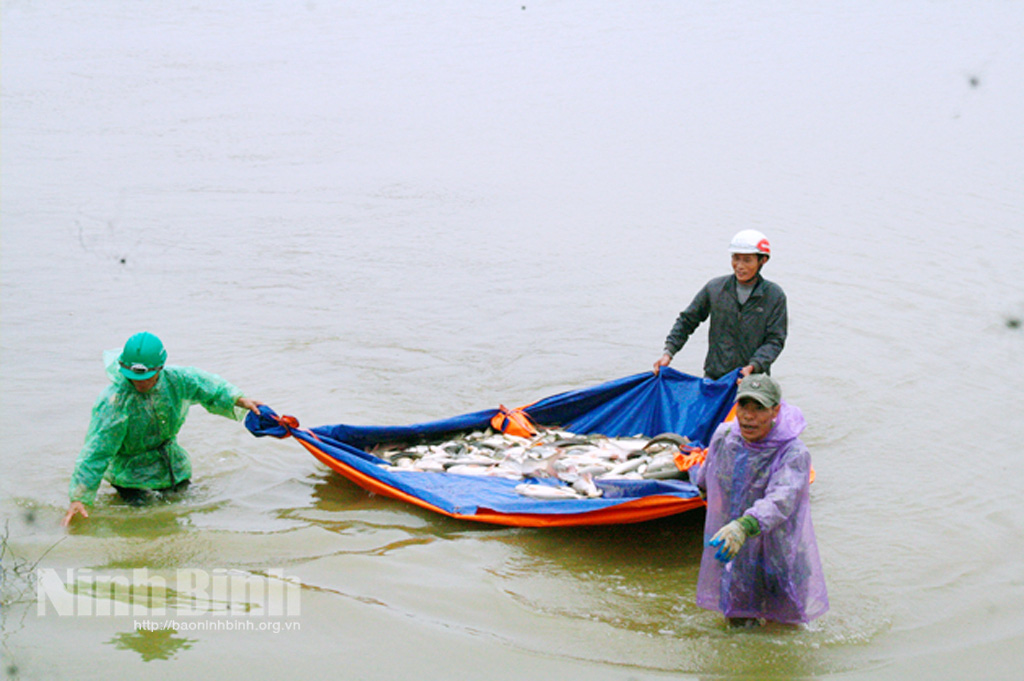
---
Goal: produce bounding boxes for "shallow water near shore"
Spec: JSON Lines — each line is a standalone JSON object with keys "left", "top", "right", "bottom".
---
{"left": 3, "top": 1, "right": 1024, "bottom": 679}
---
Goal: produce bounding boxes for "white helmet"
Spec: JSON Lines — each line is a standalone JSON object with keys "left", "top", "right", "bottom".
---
{"left": 729, "top": 230, "right": 771, "bottom": 259}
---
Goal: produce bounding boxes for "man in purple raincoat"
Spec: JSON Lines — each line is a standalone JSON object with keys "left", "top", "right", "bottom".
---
{"left": 695, "top": 373, "right": 828, "bottom": 626}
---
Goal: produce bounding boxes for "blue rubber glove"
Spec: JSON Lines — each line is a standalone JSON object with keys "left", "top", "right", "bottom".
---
{"left": 709, "top": 516, "right": 760, "bottom": 563}
{"left": 709, "top": 521, "right": 746, "bottom": 563}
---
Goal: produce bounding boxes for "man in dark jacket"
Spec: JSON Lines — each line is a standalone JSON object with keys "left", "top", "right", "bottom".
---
{"left": 653, "top": 230, "right": 787, "bottom": 380}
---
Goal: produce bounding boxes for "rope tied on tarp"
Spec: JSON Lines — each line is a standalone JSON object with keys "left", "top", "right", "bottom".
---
{"left": 245, "top": 405, "right": 306, "bottom": 439}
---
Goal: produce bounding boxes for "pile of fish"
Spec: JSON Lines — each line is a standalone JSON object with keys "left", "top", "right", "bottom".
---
{"left": 367, "top": 428, "right": 696, "bottom": 500}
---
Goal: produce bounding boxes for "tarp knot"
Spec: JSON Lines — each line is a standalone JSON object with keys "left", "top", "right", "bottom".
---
{"left": 245, "top": 405, "right": 301, "bottom": 439}
{"left": 490, "top": 404, "right": 539, "bottom": 438}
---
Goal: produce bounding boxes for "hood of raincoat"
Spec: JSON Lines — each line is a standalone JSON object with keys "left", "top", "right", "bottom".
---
{"left": 103, "top": 349, "right": 128, "bottom": 384}
{"left": 729, "top": 400, "right": 805, "bottom": 450}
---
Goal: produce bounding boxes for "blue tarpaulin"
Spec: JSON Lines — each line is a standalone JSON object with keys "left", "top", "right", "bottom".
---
{"left": 246, "top": 368, "right": 739, "bottom": 526}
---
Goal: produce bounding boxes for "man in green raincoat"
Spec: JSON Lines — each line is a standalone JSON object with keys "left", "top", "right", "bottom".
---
{"left": 62, "top": 332, "right": 263, "bottom": 526}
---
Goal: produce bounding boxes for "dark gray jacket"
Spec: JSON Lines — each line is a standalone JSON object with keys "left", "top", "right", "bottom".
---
{"left": 663, "top": 274, "right": 787, "bottom": 379}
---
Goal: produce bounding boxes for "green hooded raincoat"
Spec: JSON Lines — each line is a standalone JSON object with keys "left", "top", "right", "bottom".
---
{"left": 69, "top": 352, "right": 244, "bottom": 505}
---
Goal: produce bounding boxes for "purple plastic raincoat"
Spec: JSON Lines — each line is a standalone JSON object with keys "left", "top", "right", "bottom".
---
{"left": 695, "top": 402, "right": 828, "bottom": 624}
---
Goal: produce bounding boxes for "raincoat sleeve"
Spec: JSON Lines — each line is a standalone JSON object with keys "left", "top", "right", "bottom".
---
{"left": 746, "top": 286, "right": 787, "bottom": 374}
{"left": 173, "top": 366, "right": 246, "bottom": 420}
{"left": 744, "top": 439, "right": 809, "bottom": 533}
{"left": 664, "top": 283, "right": 712, "bottom": 357}
{"left": 69, "top": 390, "right": 130, "bottom": 505}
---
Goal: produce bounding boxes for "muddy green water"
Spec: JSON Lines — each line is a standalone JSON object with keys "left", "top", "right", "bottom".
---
{"left": 3, "top": 1, "right": 1023, "bottom": 679}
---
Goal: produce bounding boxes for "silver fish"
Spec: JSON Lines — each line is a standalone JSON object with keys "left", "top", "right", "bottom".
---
{"left": 371, "top": 426, "right": 696, "bottom": 493}
{"left": 514, "top": 483, "right": 586, "bottom": 500}
{"left": 643, "top": 432, "right": 690, "bottom": 451}
{"left": 570, "top": 472, "right": 602, "bottom": 498}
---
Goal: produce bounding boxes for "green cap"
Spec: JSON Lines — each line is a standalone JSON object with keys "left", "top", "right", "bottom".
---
{"left": 118, "top": 332, "right": 167, "bottom": 380}
{"left": 736, "top": 373, "right": 781, "bottom": 407}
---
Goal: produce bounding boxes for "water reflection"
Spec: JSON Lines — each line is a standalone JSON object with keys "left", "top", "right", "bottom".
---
{"left": 63, "top": 501, "right": 189, "bottom": 540}
{"left": 107, "top": 628, "right": 196, "bottom": 662}
{"left": 307, "top": 470, "right": 384, "bottom": 513}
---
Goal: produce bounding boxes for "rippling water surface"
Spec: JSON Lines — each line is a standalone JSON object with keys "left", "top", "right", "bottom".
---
{"left": 3, "top": 2, "right": 1023, "bottom": 679}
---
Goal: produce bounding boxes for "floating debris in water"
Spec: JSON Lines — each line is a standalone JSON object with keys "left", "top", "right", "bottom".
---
{"left": 368, "top": 428, "right": 700, "bottom": 499}
{"left": 1006, "top": 316, "right": 1021, "bottom": 330}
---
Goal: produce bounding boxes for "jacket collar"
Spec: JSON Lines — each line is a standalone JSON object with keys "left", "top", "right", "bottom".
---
{"left": 728, "top": 273, "right": 764, "bottom": 298}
